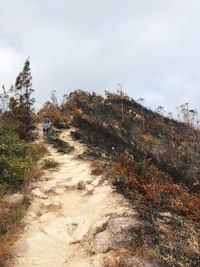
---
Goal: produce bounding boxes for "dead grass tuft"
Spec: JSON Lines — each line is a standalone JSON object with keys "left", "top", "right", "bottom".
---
{"left": 90, "top": 161, "right": 104, "bottom": 176}
{"left": 22, "top": 165, "right": 44, "bottom": 196}
{"left": 35, "top": 141, "right": 48, "bottom": 155}
{"left": 43, "top": 159, "right": 59, "bottom": 169}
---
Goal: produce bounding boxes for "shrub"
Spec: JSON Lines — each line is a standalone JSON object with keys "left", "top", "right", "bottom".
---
{"left": 37, "top": 101, "right": 68, "bottom": 126}
{"left": 0, "top": 119, "right": 43, "bottom": 188}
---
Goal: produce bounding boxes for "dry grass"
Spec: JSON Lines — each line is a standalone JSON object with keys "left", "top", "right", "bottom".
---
{"left": 0, "top": 196, "right": 30, "bottom": 266}
{"left": 142, "top": 133, "right": 157, "bottom": 142}
{"left": 0, "top": 162, "right": 43, "bottom": 266}
{"left": 90, "top": 160, "right": 104, "bottom": 176}
{"left": 113, "top": 150, "right": 200, "bottom": 222}
{"left": 35, "top": 141, "right": 48, "bottom": 155}
{"left": 42, "top": 159, "right": 59, "bottom": 169}
{"left": 22, "top": 165, "right": 44, "bottom": 197}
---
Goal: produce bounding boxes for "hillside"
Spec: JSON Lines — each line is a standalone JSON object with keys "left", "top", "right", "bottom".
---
{"left": 8, "top": 125, "right": 199, "bottom": 267}
{"left": 9, "top": 127, "right": 154, "bottom": 267}
{"left": 59, "top": 90, "right": 200, "bottom": 189}
{"left": 0, "top": 87, "right": 199, "bottom": 267}
{"left": 36, "top": 89, "right": 200, "bottom": 266}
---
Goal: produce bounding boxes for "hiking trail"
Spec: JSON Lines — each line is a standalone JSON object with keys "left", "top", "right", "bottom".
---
{"left": 10, "top": 128, "right": 149, "bottom": 267}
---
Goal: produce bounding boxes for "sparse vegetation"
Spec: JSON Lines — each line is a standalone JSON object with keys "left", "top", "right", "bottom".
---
{"left": 112, "top": 150, "right": 200, "bottom": 222}
{"left": 60, "top": 89, "right": 200, "bottom": 189}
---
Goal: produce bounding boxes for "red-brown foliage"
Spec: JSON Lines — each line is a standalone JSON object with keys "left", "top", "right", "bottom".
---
{"left": 113, "top": 151, "right": 200, "bottom": 221}
{"left": 37, "top": 102, "right": 68, "bottom": 125}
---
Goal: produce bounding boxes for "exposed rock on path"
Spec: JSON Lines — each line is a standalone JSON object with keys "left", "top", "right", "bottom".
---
{"left": 11, "top": 128, "right": 151, "bottom": 267}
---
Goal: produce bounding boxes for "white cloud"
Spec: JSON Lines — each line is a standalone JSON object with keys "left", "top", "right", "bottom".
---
{"left": 0, "top": 47, "right": 22, "bottom": 74}
{"left": 0, "top": 0, "right": 200, "bottom": 113}
{"left": 0, "top": 45, "right": 24, "bottom": 88}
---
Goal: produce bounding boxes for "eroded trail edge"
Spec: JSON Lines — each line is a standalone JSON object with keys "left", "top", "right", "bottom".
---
{"left": 11, "top": 128, "right": 150, "bottom": 267}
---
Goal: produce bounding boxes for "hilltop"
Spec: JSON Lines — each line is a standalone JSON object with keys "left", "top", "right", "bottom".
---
{"left": 40, "top": 89, "right": 200, "bottom": 188}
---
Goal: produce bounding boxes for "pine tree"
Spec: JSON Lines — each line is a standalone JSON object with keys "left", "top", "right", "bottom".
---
{"left": 14, "top": 59, "right": 35, "bottom": 110}
{"left": 8, "top": 59, "right": 35, "bottom": 137}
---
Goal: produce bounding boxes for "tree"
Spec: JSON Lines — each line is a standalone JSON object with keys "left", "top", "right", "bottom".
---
{"left": 116, "top": 83, "right": 124, "bottom": 121}
{"left": 51, "top": 90, "right": 58, "bottom": 106}
{"left": 14, "top": 59, "right": 35, "bottom": 110}
{"left": 137, "top": 98, "right": 145, "bottom": 131}
{"left": 0, "top": 85, "right": 9, "bottom": 114}
{"left": 8, "top": 59, "right": 35, "bottom": 136}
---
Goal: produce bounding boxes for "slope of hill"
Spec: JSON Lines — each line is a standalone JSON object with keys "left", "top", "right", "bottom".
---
{"left": 8, "top": 124, "right": 199, "bottom": 267}
{"left": 10, "top": 127, "right": 155, "bottom": 267}
{"left": 38, "top": 89, "right": 200, "bottom": 266}
{"left": 59, "top": 90, "right": 200, "bottom": 190}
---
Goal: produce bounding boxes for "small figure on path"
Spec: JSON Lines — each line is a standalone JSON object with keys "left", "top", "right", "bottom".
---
{"left": 42, "top": 117, "right": 51, "bottom": 137}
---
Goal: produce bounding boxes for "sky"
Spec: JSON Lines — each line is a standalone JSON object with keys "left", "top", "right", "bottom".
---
{"left": 0, "top": 0, "right": 200, "bottom": 116}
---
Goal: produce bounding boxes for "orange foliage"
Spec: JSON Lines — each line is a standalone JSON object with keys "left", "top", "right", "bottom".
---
{"left": 113, "top": 150, "right": 200, "bottom": 221}
{"left": 37, "top": 102, "right": 68, "bottom": 124}
{"left": 172, "top": 192, "right": 200, "bottom": 221}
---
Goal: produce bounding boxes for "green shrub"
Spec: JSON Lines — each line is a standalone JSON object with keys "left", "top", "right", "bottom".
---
{"left": 0, "top": 119, "right": 42, "bottom": 187}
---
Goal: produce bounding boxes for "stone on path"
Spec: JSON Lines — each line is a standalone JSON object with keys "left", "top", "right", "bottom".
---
{"left": 94, "top": 217, "right": 144, "bottom": 253}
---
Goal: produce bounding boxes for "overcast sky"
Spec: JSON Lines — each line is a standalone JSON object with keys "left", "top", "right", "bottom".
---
{"left": 0, "top": 0, "right": 200, "bottom": 115}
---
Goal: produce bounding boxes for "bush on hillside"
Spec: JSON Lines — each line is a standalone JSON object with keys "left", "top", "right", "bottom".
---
{"left": 37, "top": 101, "right": 68, "bottom": 127}
{"left": 0, "top": 119, "right": 42, "bottom": 188}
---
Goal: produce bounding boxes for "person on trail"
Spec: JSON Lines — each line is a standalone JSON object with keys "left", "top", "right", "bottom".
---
{"left": 42, "top": 117, "right": 51, "bottom": 134}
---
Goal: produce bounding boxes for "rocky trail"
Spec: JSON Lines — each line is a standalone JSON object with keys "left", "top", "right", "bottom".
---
{"left": 10, "top": 128, "right": 151, "bottom": 267}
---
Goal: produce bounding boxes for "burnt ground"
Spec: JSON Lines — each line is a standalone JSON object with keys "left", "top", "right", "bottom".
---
{"left": 45, "top": 129, "right": 74, "bottom": 154}
{"left": 70, "top": 125, "right": 200, "bottom": 267}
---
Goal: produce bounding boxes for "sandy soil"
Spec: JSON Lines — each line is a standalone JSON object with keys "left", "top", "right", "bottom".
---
{"left": 10, "top": 129, "right": 140, "bottom": 267}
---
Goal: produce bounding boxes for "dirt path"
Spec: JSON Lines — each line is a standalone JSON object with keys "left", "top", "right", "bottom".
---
{"left": 10, "top": 128, "right": 146, "bottom": 267}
